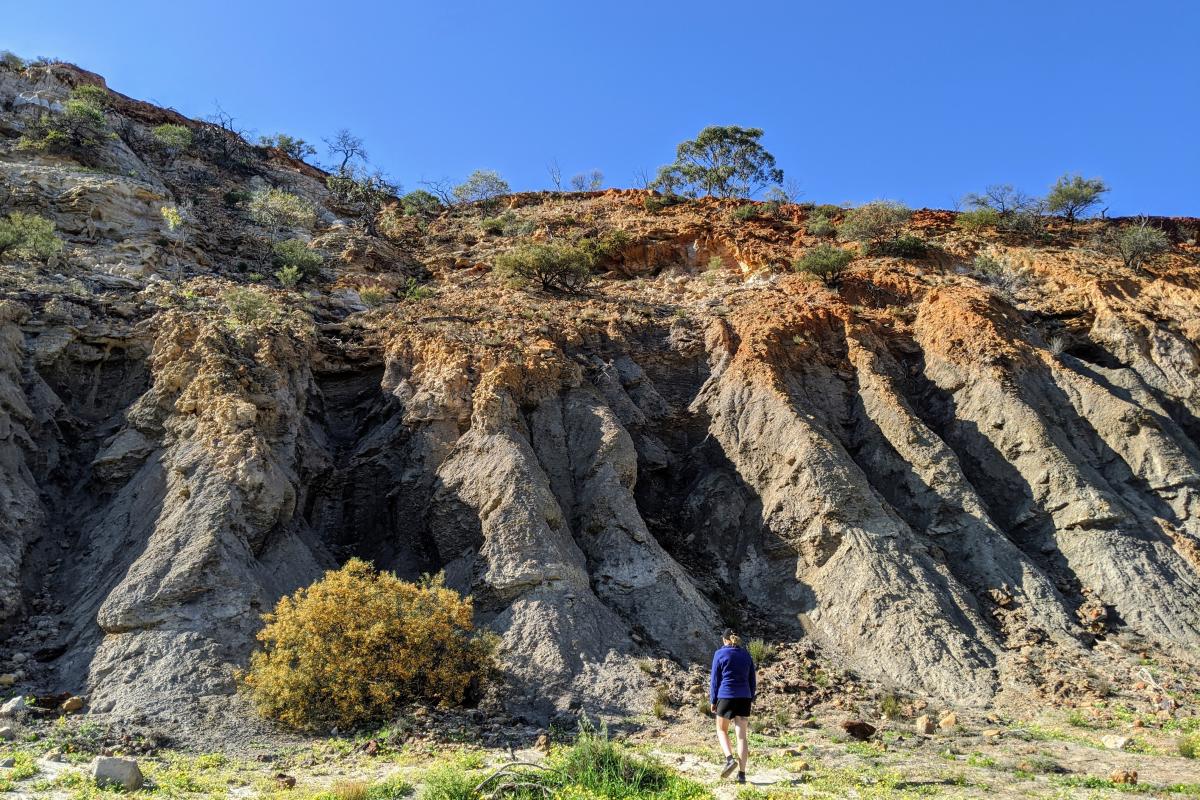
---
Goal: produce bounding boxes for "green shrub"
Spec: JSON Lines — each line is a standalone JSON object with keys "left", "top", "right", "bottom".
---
{"left": 956, "top": 207, "right": 1000, "bottom": 233}
{"left": 160, "top": 206, "right": 183, "bottom": 231}
{"left": 19, "top": 85, "right": 111, "bottom": 161}
{"left": 400, "top": 189, "right": 442, "bottom": 217}
{"left": 0, "top": 212, "right": 63, "bottom": 261}
{"left": 731, "top": 204, "right": 761, "bottom": 221}
{"left": 453, "top": 170, "right": 509, "bottom": 206}
{"left": 747, "top": 638, "right": 775, "bottom": 665}
{"left": 1, "top": 51, "right": 27, "bottom": 71}
{"left": 326, "top": 167, "right": 397, "bottom": 233}
{"left": 806, "top": 213, "right": 836, "bottom": 237}
{"left": 577, "top": 230, "right": 630, "bottom": 263}
{"left": 876, "top": 233, "right": 927, "bottom": 258}
{"left": 480, "top": 215, "right": 507, "bottom": 234}
{"left": 275, "top": 265, "right": 303, "bottom": 289}
{"left": 880, "top": 693, "right": 903, "bottom": 720}
{"left": 555, "top": 724, "right": 697, "bottom": 798}
{"left": 972, "top": 253, "right": 1006, "bottom": 275}
{"left": 1180, "top": 733, "right": 1200, "bottom": 759}
{"left": 241, "top": 559, "right": 492, "bottom": 730}
{"left": 359, "top": 286, "right": 391, "bottom": 306}
{"left": 224, "top": 189, "right": 252, "bottom": 208}
{"left": 1046, "top": 173, "right": 1108, "bottom": 224}
{"left": 364, "top": 776, "right": 414, "bottom": 800}
{"left": 272, "top": 238, "right": 323, "bottom": 279}
{"left": 838, "top": 200, "right": 911, "bottom": 250}
{"left": 249, "top": 188, "right": 317, "bottom": 231}
{"left": 401, "top": 277, "right": 433, "bottom": 301}
{"left": 494, "top": 242, "right": 595, "bottom": 293}
{"left": 792, "top": 244, "right": 853, "bottom": 286}
{"left": 812, "top": 204, "right": 844, "bottom": 217}
{"left": 151, "top": 123, "right": 193, "bottom": 155}
{"left": 421, "top": 767, "right": 480, "bottom": 800}
{"left": 644, "top": 194, "right": 686, "bottom": 213}
{"left": 220, "top": 287, "right": 283, "bottom": 328}
{"left": 1108, "top": 218, "right": 1170, "bottom": 272}
{"left": 258, "top": 133, "right": 316, "bottom": 161}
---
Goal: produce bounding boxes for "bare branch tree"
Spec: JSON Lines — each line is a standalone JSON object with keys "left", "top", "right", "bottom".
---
{"left": 324, "top": 128, "right": 368, "bottom": 174}
{"left": 420, "top": 177, "right": 457, "bottom": 207}
{"left": 547, "top": 159, "right": 562, "bottom": 191}
{"left": 570, "top": 170, "right": 604, "bottom": 192}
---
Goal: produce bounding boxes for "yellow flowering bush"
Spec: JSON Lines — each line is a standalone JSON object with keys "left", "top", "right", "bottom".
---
{"left": 241, "top": 559, "right": 492, "bottom": 730}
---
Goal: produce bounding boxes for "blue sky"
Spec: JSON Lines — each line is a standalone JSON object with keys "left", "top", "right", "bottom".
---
{"left": 6, "top": 1, "right": 1199, "bottom": 214}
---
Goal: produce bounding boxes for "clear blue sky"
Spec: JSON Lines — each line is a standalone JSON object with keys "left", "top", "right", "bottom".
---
{"left": 6, "top": 1, "right": 1199, "bottom": 214}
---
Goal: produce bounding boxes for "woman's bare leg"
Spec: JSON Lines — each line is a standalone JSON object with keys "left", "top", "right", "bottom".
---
{"left": 715, "top": 715, "right": 733, "bottom": 758}
{"left": 733, "top": 716, "right": 749, "bottom": 772}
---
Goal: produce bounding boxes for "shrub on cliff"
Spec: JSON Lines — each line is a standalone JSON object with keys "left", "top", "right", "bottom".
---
{"left": 453, "top": 170, "right": 509, "bottom": 207}
{"left": 837, "top": 201, "right": 911, "bottom": 252}
{"left": 259, "top": 133, "right": 317, "bottom": 162}
{"left": 1107, "top": 218, "right": 1170, "bottom": 272}
{"left": 1046, "top": 173, "right": 1108, "bottom": 224}
{"left": 400, "top": 189, "right": 442, "bottom": 217}
{"left": 19, "top": 85, "right": 111, "bottom": 162}
{"left": 151, "top": 124, "right": 193, "bottom": 156}
{"left": 248, "top": 188, "right": 317, "bottom": 232}
{"left": 0, "top": 212, "right": 63, "bottom": 262}
{"left": 326, "top": 167, "right": 397, "bottom": 234}
{"left": 1, "top": 51, "right": 26, "bottom": 71}
{"left": 241, "top": 559, "right": 491, "bottom": 730}
{"left": 806, "top": 213, "right": 836, "bottom": 238}
{"left": 272, "top": 239, "right": 323, "bottom": 284}
{"left": 956, "top": 207, "right": 1000, "bottom": 233}
{"left": 494, "top": 242, "right": 595, "bottom": 293}
{"left": 792, "top": 244, "right": 853, "bottom": 286}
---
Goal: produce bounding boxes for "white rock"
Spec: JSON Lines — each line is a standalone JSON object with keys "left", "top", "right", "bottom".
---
{"left": 0, "top": 696, "right": 29, "bottom": 717}
{"left": 91, "top": 757, "right": 144, "bottom": 791}
{"left": 1102, "top": 735, "right": 1130, "bottom": 751}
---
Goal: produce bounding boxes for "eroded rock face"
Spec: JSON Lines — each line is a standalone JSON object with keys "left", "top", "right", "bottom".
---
{"left": 2, "top": 61, "right": 1199, "bottom": 735}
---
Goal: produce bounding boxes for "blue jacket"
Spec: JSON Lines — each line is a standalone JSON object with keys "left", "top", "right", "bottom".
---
{"left": 710, "top": 645, "right": 756, "bottom": 703}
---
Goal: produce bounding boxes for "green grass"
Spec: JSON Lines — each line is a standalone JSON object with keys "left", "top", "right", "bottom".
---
{"left": 1181, "top": 732, "right": 1200, "bottom": 759}
{"left": 746, "top": 639, "right": 774, "bottom": 665}
{"left": 415, "top": 726, "right": 709, "bottom": 800}
{"left": 0, "top": 751, "right": 39, "bottom": 792}
{"left": 1053, "top": 775, "right": 1200, "bottom": 795}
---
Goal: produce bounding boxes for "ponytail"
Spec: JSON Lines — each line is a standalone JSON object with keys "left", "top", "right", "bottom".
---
{"left": 728, "top": 633, "right": 742, "bottom": 646}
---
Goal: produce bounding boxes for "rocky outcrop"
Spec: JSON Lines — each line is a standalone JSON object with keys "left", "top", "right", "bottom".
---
{"left": 1, "top": 60, "right": 1199, "bottom": 735}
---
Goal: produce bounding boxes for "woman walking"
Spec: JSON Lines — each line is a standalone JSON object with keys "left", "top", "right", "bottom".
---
{"left": 710, "top": 628, "right": 756, "bottom": 783}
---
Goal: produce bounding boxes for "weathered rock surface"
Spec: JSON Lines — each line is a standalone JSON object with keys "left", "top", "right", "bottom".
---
{"left": 1, "top": 60, "right": 1199, "bottom": 738}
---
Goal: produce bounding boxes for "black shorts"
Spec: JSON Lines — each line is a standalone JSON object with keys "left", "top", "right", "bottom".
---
{"left": 714, "top": 697, "right": 753, "bottom": 719}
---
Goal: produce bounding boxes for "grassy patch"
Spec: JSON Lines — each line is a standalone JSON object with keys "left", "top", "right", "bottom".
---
{"left": 416, "top": 726, "right": 708, "bottom": 800}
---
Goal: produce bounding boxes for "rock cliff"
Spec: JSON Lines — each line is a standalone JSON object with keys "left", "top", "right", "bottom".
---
{"left": 1, "top": 61, "right": 1199, "bottom": 736}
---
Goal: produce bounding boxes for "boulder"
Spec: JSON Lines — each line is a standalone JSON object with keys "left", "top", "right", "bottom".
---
{"left": 914, "top": 715, "right": 935, "bottom": 734}
{"left": 1102, "top": 735, "right": 1130, "bottom": 751}
{"left": 938, "top": 712, "right": 958, "bottom": 730}
{"left": 0, "top": 696, "right": 28, "bottom": 717}
{"left": 0, "top": 675, "right": 15, "bottom": 687}
{"left": 61, "top": 696, "right": 85, "bottom": 713}
{"left": 0, "top": 726, "right": 14, "bottom": 741}
{"left": 1110, "top": 770, "right": 1138, "bottom": 785}
{"left": 841, "top": 720, "right": 876, "bottom": 740}
{"left": 91, "top": 757, "right": 143, "bottom": 791}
